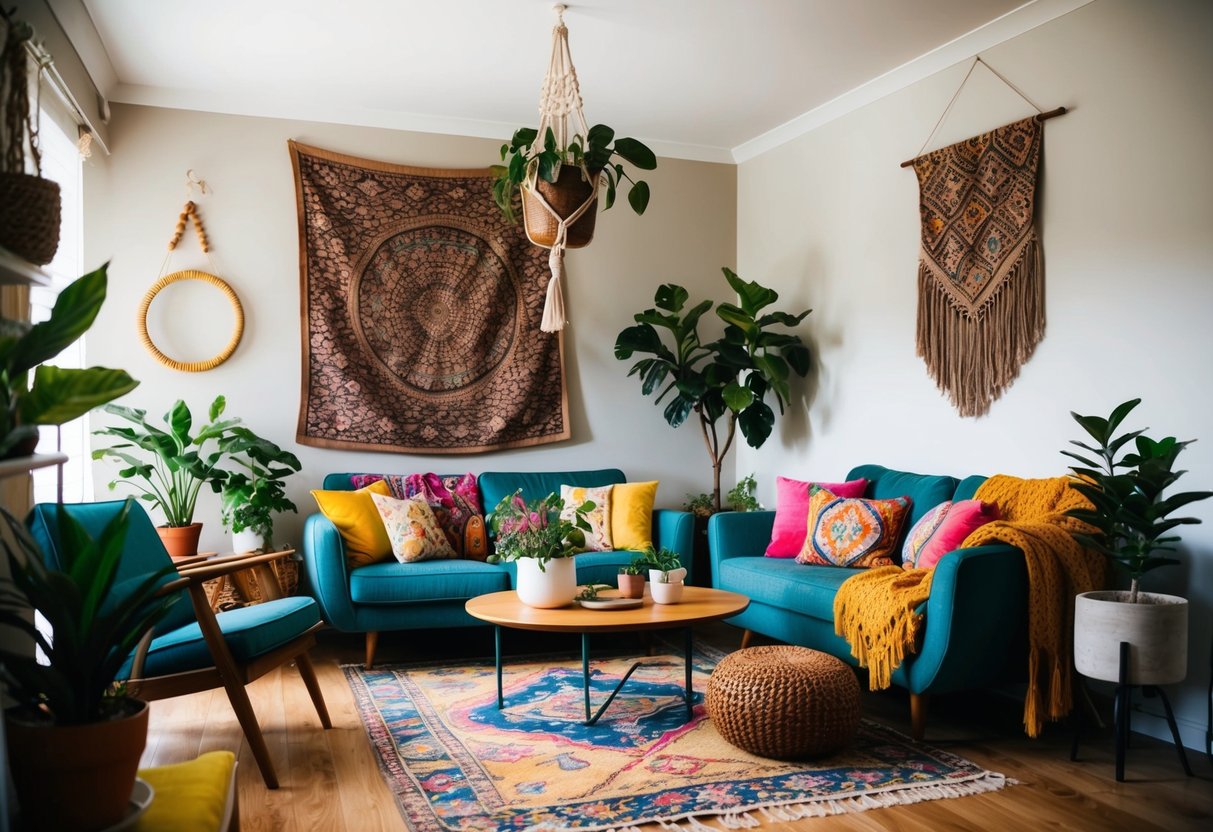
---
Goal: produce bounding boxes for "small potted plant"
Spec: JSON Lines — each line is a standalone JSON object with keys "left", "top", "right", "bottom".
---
{"left": 490, "top": 124, "right": 656, "bottom": 247}
{"left": 486, "top": 489, "right": 592, "bottom": 608}
{"left": 1063, "top": 398, "right": 1212, "bottom": 686}
{"left": 93, "top": 395, "right": 241, "bottom": 558}
{"left": 616, "top": 555, "right": 649, "bottom": 599}
{"left": 218, "top": 426, "right": 302, "bottom": 554}
{"left": 0, "top": 501, "right": 176, "bottom": 832}
{"left": 727, "top": 474, "right": 763, "bottom": 512}
{"left": 645, "top": 546, "right": 687, "bottom": 604}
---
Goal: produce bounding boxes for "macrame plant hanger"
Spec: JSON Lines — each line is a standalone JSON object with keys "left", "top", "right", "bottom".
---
{"left": 526, "top": 4, "right": 599, "bottom": 333}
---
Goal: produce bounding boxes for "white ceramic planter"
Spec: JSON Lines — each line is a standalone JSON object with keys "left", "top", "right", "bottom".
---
{"left": 515, "top": 556, "right": 577, "bottom": 609}
{"left": 231, "top": 528, "right": 266, "bottom": 554}
{"left": 650, "top": 580, "right": 684, "bottom": 605}
{"left": 1073, "top": 590, "right": 1188, "bottom": 685}
{"left": 649, "top": 567, "right": 687, "bottom": 585}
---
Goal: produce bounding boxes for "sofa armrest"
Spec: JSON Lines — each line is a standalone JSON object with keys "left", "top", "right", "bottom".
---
{"left": 652, "top": 509, "right": 695, "bottom": 583}
{"left": 707, "top": 511, "right": 776, "bottom": 582}
{"left": 908, "top": 542, "right": 1028, "bottom": 693}
{"left": 301, "top": 513, "right": 358, "bottom": 631}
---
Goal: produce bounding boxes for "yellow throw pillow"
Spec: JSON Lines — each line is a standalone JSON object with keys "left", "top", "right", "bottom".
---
{"left": 611, "top": 480, "right": 658, "bottom": 551}
{"left": 372, "top": 492, "right": 457, "bottom": 563}
{"left": 311, "top": 479, "right": 392, "bottom": 568}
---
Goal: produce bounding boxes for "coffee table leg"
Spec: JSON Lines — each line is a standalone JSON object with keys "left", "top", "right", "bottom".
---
{"left": 495, "top": 625, "right": 504, "bottom": 709}
{"left": 684, "top": 627, "right": 694, "bottom": 720}
{"left": 582, "top": 632, "right": 643, "bottom": 726}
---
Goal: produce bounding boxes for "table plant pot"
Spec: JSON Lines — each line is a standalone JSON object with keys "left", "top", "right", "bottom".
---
{"left": 649, "top": 566, "right": 687, "bottom": 585}
{"left": 515, "top": 555, "right": 577, "bottom": 609}
{"left": 1074, "top": 590, "right": 1188, "bottom": 685}
{"left": 650, "top": 579, "right": 684, "bottom": 605}
{"left": 5, "top": 699, "right": 149, "bottom": 832}
{"left": 157, "top": 522, "right": 203, "bottom": 560}
{"left": 617, "top": 571, "right": 645, "bottom": 599}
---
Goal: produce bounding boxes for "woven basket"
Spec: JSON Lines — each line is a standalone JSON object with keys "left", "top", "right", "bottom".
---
{"left": 0, "top": 173, "right": 61, "bottom": 265}
{"left": 206, "top": 556, "right": 300, "bottom": 611}
{"left": 706, "top": 645, "right": 861, "bottom": 759}
{"left": 521, "top": 167, "right": 598, "bottom": 249}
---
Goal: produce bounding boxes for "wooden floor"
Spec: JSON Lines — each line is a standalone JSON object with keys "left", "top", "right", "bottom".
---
{"left": 140, "top": 624, "right": 1213, "bottom": 831}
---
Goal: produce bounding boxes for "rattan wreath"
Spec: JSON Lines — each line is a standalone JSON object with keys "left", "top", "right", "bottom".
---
{"left": 137, "top": 269, "right": 244, "bottom": 372}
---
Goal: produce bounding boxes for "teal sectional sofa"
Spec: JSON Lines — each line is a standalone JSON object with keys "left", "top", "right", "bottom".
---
{"left": 708, "top": 464, "right": 1028, "bottom": 739}
{"left": 301, "top": 468, "right": 694, "bottom": 667}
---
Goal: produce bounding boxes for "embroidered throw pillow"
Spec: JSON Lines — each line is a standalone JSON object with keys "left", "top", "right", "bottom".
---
{"left": 796, "top": 486, "right": 911, "bottom": 568}
{"left": 611, "top": 481, "right": 658, "bottom": 551}
{"left": 902, "top": 499, "right": 1000, "bottom": 570}
{"left": 371, "top": 492, "right": 457, "bottom": 563}
{"left": 560, "top": 484, "right": 613, "bottom": 551}
{"left": 403, "top": 472, "right": 484, "bottom": 557}
{"left": 349, "top": 473, "right": 385, "bottom": 490}
{"left": 765, "top": 476, "right": 869, "bottom": 557}
{"left": 311, "top": 480, "right": 392, "bottom": 568}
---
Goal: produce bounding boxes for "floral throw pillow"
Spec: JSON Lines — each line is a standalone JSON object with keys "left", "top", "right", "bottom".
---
{"left": 902, "top": 499, "right": 1000, "bottom": 570}
{"left": 560, "top": 484, "right": 613, "bottom": 551}
{"left": 404, "top": 472, "right": 484, "bottom": 557}
{"left": 796, "top": 485, "right": 911, "bottom": 568}
{"left": 371, "top": 492, "right": 457, "bottom": 563}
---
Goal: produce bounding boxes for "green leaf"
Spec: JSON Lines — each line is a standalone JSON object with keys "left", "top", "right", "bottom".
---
{"left": 20, "top": 365, "right": 139, "bottom": 425}
{"left": 7, "top": 264, "right": 109, "bottom": 376}
{"left": 1105, "top": 398, "right": 1141, "bottom": 435}
{"left": 587, "top": 124, "right": 615, "bottom": 150}
{"left": 738, "top": 401, "right": 775, "bottom": 448}
{"left": 604, "top": 179, "right": 617, "bottom": 210}
{"left": 654, "top": 284, "right": 689, "bottom": 313}
{"left": 627, "top": 180, "right": 650, "bottom": 215}
{"left": 715, "top": 303, "right": 757, "bottom": 338}
{"left": 722, "top": 382, "right": 753, "bottom": 412}
{"left": 612, "top": 137, "right": 657, "bottom": 170}
{"left": 511, "top": 127, "right": 538, "bottom": 149}
{"left": 722, "top": 267, "right": 778, "bottom": 315}
{"left": 783, "top": 343, "right": 810, "bottom": 376}
{"left": 663, "top": 395, "right": 695, "bottom": 428}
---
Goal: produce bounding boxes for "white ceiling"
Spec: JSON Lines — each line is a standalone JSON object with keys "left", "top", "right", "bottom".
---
{"left": 60, "top": 0, "right": 1090, "bottom": 163}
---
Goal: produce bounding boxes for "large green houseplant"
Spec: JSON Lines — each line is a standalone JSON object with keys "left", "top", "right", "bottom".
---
{"left": 615, "top": 268, "right": 811, "bottom": 511}
{"left": 0, "top": 262, "right": 139, "bottom": 459}
{"left": 217, "top": 426, "right": 302, "bottom": 552}
{"left": 1063, "top": 398, "right": 1212, "bottom": 688}
{"left": 0, "top": 500, "right": 176, "bottom": 831}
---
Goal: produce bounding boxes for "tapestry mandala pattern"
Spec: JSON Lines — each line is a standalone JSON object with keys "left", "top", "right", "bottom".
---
{"left": 290, "top": 142, "right": 569, "bottom": 453}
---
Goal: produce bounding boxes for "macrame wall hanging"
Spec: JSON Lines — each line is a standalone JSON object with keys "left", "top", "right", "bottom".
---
{"left": 137, "top": 171, "right": 245, "bottom": 372}
{"left": 902, "top": 57, "right": 1066, "bottom": 417}
{"left": 525, "top": 4, "right": 599, "bottom": 333}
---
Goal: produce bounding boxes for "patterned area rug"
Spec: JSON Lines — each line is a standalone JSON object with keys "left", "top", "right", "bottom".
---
{"left": 345, "top": 646, "right": 1009, "bottom": 831}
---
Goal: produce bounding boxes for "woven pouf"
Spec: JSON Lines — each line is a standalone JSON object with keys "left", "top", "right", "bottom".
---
{"left": 706, "top": 645, "right": 861, "bottom": 759}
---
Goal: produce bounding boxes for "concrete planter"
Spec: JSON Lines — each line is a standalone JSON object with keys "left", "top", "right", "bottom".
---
{"left": 1073, "top": 590, "right": 1188, "bottom": 685}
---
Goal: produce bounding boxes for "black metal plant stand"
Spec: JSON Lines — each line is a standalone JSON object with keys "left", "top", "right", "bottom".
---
{"left": 1072, "top": 641, "right": 1193, "bottom": 782}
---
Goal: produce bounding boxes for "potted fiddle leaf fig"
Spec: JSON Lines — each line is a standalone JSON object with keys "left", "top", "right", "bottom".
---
{"left": 92, "top": 396, "right": 240, "bottom": 558}
{"left": 0, "top": 262, "right": 139, "bottom": 459}
{"left": 0, "top": 500, "right": 176, "bottom": 832}
{"left": 490, "top": 124, "right": 656, "bottom": 247}
{"left": 1063, "top": 398, "right": 1212, "bottom": 686}
{"left": 218, "top": 426, "right": 302, "bottom": 553}
{"left": 616, "top": 267, "right": 811, "bottom": 513}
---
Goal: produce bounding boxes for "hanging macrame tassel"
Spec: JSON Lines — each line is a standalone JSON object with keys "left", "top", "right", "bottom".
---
{"left": 541, "top": 222, "right": 569, "bottom": 332}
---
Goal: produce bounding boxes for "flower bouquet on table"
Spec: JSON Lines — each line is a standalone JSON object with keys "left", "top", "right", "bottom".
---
{"left": 487, "top": 490, "right": 594, "bottom": 608}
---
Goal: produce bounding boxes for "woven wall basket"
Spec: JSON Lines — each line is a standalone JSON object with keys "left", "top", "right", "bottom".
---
{"left": 0, "top": 172, "right": 61, "bottom": 265}
{"left": 522, "top": 167, "right": 598, "bottom": 249}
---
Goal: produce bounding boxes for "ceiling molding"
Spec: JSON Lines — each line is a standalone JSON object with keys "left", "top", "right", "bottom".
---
{"left": 730, "top": 0, "right": 1095, "bottom": 164}
{"left": 46, "top": 0, "right": 117, "bottom": 104}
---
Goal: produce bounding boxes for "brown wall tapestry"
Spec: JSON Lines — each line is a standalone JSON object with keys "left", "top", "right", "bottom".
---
{"left": 912, "top": 116, "right": 1044, "bottom": 418}
{"left": 289, "top": 142, "right": 569, "bottom": 453}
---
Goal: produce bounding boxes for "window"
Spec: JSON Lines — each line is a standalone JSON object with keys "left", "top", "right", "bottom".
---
{"left": 30, "top": 105, "right": 87, "bottom": 504}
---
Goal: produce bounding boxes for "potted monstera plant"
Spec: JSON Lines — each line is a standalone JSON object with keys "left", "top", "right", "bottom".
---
{"left": 0, "top": 500, "right": 176, "bottom": 832}
{"left": 1063, "top": 398, "right": 1212, "bottom": 687}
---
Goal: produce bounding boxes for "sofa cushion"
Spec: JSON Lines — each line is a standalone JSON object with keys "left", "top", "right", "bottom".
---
{"left": 560, "top": 484, "right": 614, "bottom": 551}
{"left": 765, "top": 476, "right": 869, "bottom": 558}
{"left": 611, "top": 481, "right": 658, "bottom": 550}
{"left": 718, "top": 557, "right": 854, "bottom": 622}
{"left": 479, "top": 469, "right": 626, "bottom": 516}
{"left": 311, "top": 480, "right": 393, "bottom": 567}
{"left": 372, "top": 492, "right": 457, "bottom": 563}
{"left": 847, "top": 465, "right": 959, "bottom": 531}
{"left": 797, "top": 487, "right": 911, "bottom": 568}
{"left": 349, "top": 559, "right": 510, "bottom": 605}
{"left": 902, "top": 499, "right": 1000, "bottom": 570}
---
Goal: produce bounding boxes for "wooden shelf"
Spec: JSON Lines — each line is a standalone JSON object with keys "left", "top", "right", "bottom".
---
{"left": 0, "top": 247, "right": 52, "bottom": 287}
{"left": 0, "top": 452, "right": 68, "bottom": 480}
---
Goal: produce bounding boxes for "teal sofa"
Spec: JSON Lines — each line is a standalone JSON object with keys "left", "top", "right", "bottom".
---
{"left": 302, "top": 468, "right": 694, "bottom": 667}
{"left": 708, "top": 464, "right": 1028, "bottom": 739}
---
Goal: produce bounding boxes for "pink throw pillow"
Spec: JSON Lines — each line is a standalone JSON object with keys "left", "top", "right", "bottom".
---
{"left": 901, "top": 499, "right": 1000, "bottom": 570}
{"left": 764, "top": 476, "right": 868, "bottom": 557}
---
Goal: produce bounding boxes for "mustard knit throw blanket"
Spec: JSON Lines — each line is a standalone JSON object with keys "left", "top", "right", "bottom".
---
{"left": 834, "top": 475, "right": 1105, "bottom": 737}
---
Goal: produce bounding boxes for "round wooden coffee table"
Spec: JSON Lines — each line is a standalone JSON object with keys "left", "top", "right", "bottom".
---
{"left": 466, "top": 586, "right": 749, "bottom": 725}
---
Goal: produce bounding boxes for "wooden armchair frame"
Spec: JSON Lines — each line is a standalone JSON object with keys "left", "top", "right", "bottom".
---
{"left": 130, "top": 550, "right": 331, "bottom": 789}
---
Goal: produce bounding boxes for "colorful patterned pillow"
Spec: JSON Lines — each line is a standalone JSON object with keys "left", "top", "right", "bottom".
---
{"left": 560, "top": 484, "right": 613, "bottom": 551}
{"left": 796, "top": 486, "right": 911, "bottom": 568}
{"left": 404, "top": 472, "right": 484, "bottom": 557}
{"left": 902, "top": 499, "right": 1000, "bottom": 570}
{"left": 349, "top": 473, "right": 385, "bottom": 490}
{"left": 765, "top": 476, "right": 869, "bottom": 557}
{"left": 371, "top": 492, "right": 457, "bottom": 563}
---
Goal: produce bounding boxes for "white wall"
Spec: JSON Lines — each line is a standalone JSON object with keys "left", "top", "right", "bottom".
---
{"left": 737, "top": 0, "right": 1213, "bottom": 748}
{"left": 83, "top": 105, "right": 736, "bottom": 551}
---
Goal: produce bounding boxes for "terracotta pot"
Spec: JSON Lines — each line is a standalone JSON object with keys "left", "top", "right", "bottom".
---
{"left": 617, "top": 572, "right": 646, "bottom": 599}
{"left": 1074, "top": 590, "right": 1188, "bottom": 685}
{"left": 521, "top": 167, "right": 599, "bottom": 249}
{"left": 157, "top": 522, "right": 203, "bottom": 559}
{"left": 5, "top": 699, "right": 149, "bottom": 831}
{"left": 515, "top": 556, "right": 577, "bottom": 608}
{"left": 0, "top": 172, "right": 62, "bottom": 265}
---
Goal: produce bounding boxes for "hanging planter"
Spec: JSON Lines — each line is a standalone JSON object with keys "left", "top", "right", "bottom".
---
{"left": 0, "top": 9, "right": 61, "bottom": 265}
{"left": 490, "top": 4, "right": 656, "bottom": 332}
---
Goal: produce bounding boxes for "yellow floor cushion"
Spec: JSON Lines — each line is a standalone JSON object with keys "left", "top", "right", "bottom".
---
{"left": 136, "top": 750, "right": 237, "bottom": 832}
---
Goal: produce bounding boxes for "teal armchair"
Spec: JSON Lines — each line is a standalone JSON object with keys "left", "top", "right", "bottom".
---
{"left": 28, "top": 500, "right": 332, "bottom": 789}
